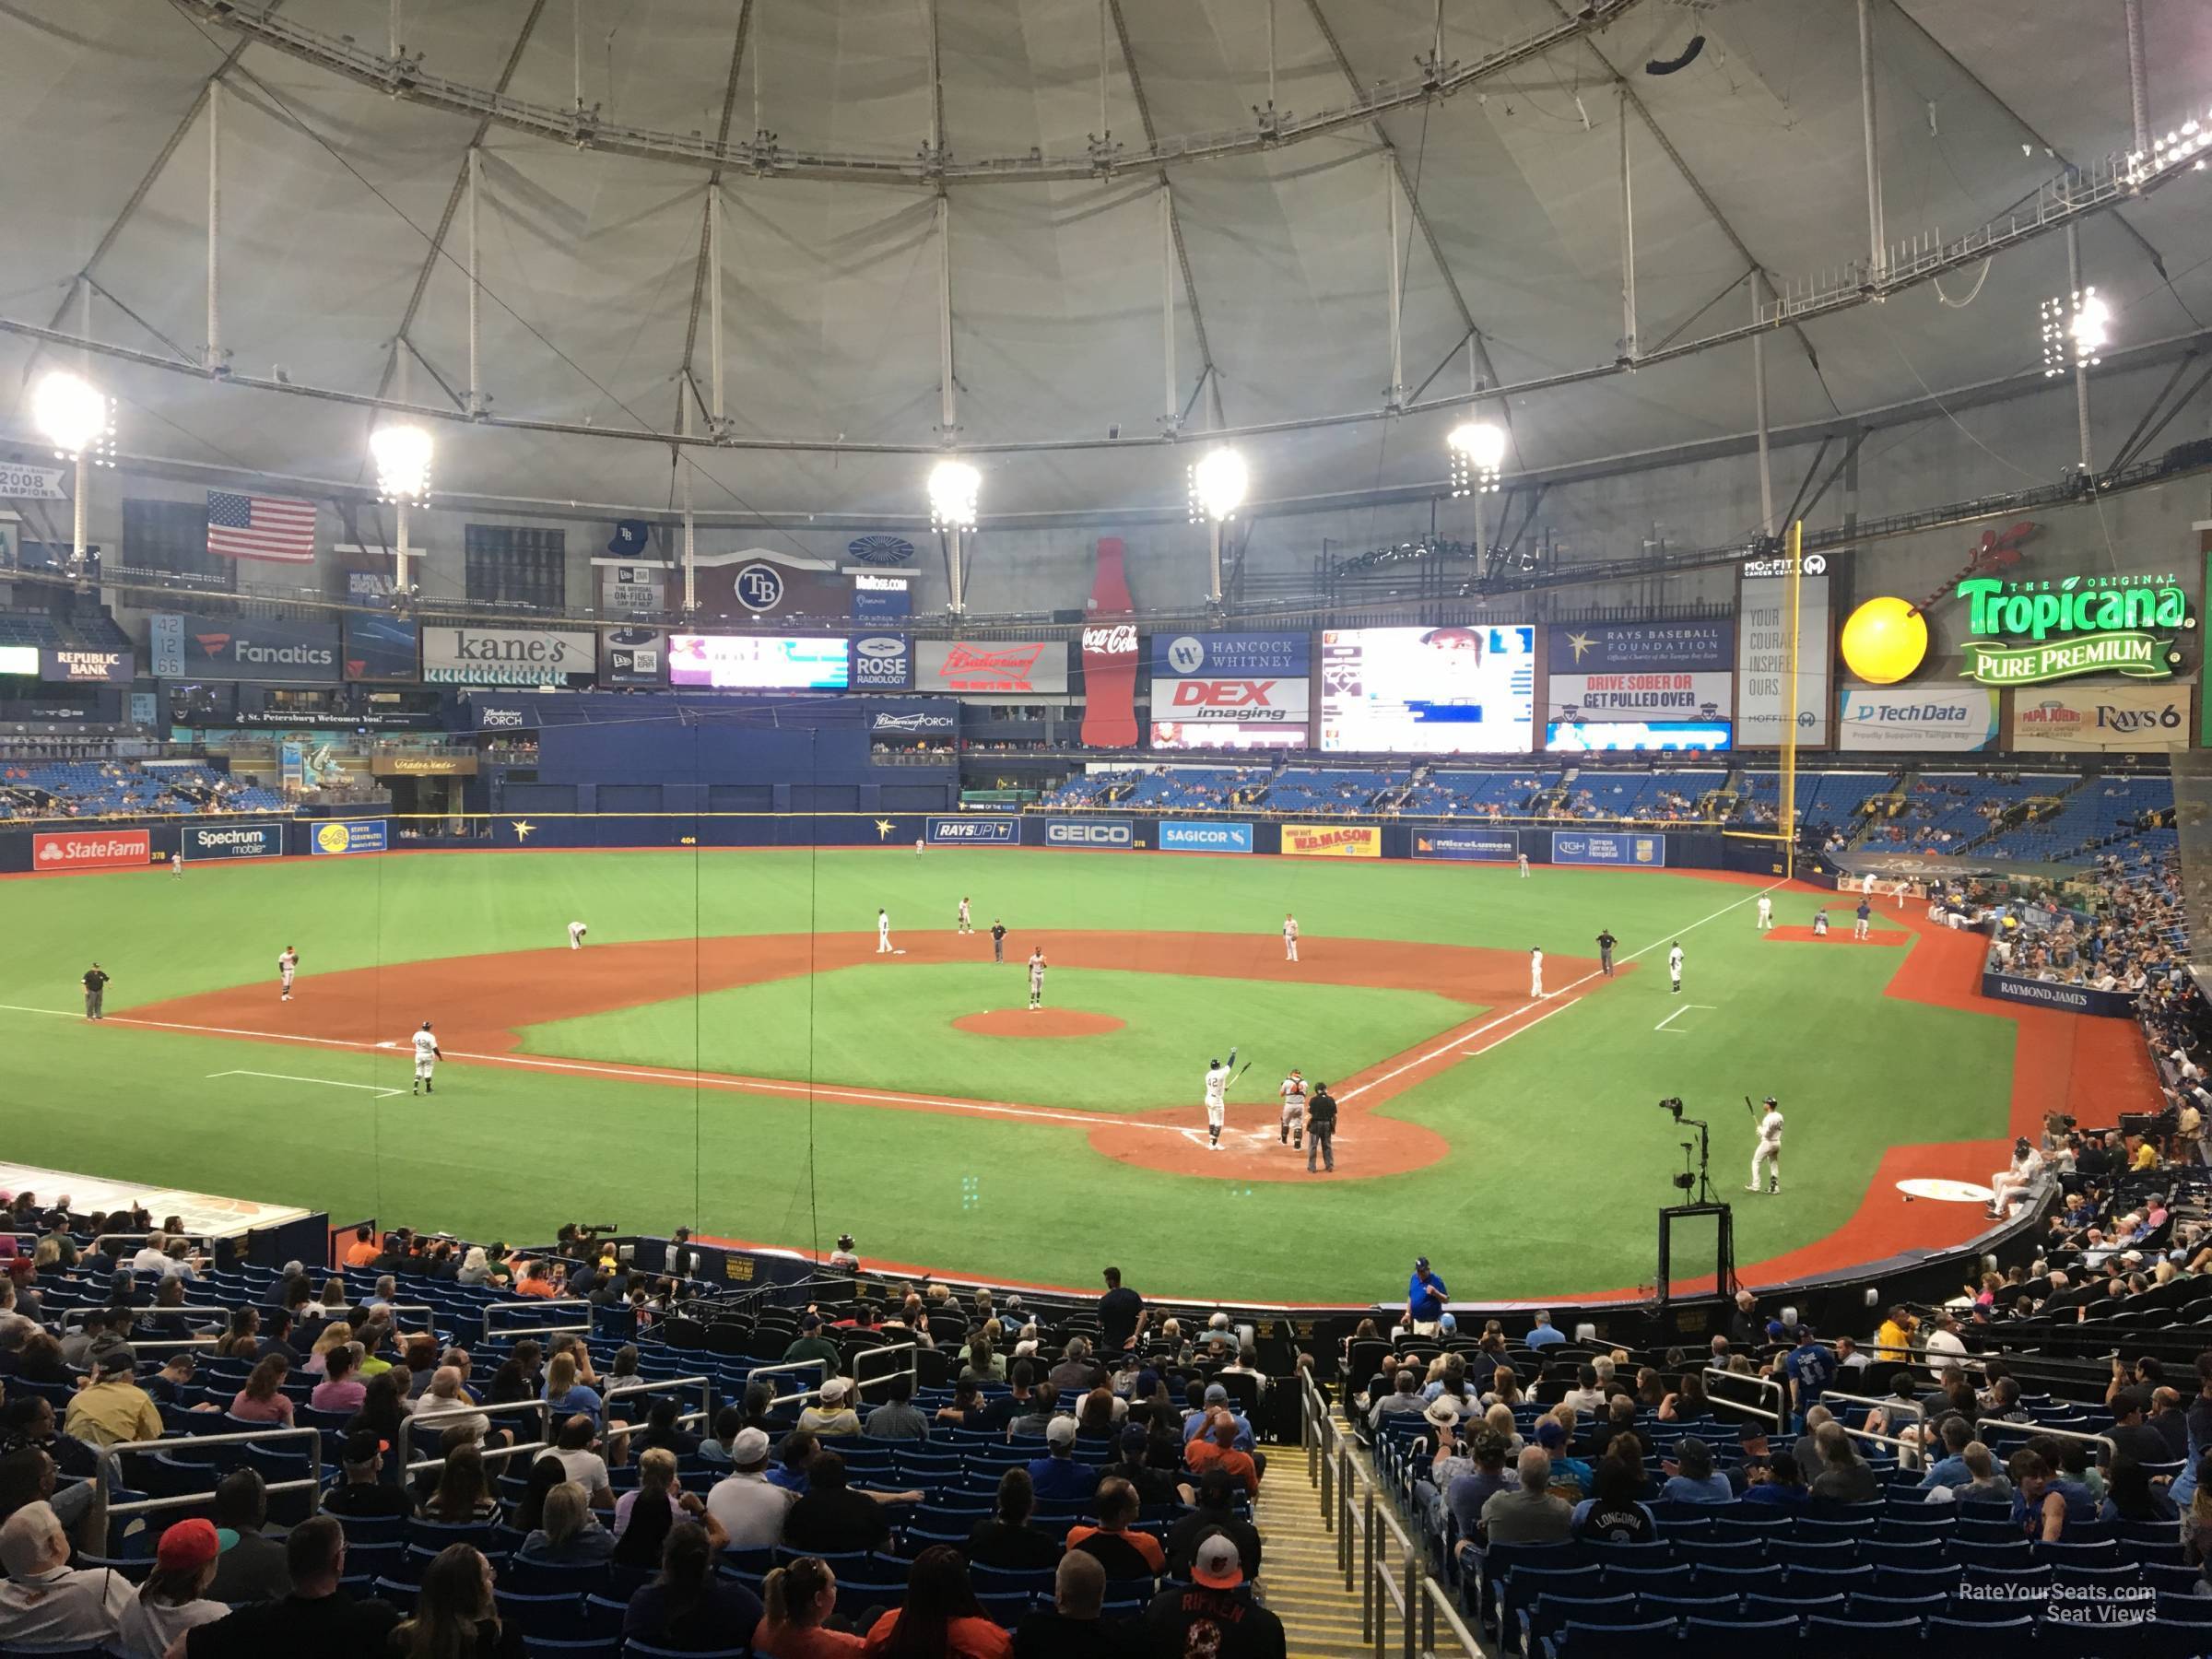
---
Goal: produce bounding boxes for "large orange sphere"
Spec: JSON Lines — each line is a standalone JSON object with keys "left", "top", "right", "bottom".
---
{"left": 1839, "top": 595, "right": 1928, "bottom": 686}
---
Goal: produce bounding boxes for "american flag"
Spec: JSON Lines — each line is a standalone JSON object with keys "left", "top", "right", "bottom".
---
{"left": 206, "top": 490, "right": 317, "bottom": 564}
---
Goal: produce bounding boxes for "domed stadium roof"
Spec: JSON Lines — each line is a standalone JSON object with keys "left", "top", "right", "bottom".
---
{"left": 2, "top": 0, "right": 2207, "bottom": 524}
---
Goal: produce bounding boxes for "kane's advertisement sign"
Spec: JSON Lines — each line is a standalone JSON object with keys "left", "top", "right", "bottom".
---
{"left": 1956, "top": 572, "right": 2190, "bottom": 686}
{"left": 420, "top": 627, "right": 597, "bottom": 686}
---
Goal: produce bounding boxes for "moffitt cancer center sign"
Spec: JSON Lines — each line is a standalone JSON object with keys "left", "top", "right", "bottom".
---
{"left": 1956, "top": 573, "right": 2190, "bottom": 686}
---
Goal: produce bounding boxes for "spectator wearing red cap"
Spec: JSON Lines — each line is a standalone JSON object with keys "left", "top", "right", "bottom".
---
{"left": 113, "top": 1517, "right": 228, "bottom": 1658}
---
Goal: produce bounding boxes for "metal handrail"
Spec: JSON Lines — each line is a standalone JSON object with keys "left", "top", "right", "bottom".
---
{"left": 89, "top": 1426, "right": 324, "bottom": 1547}
{"left": 750, "top": 1358, "right": 831, "bottom": 1411}
{"left": 396, "top": 1396, "right": 548, "bottom": 1471}
{"left": 1975, "top": 1417, "right": 2117, "bottom": 1460}
{"left": 408, "top": 1437, "right": 553, "bottom": 1477}
{"left": 481, "top": 1299, "right": 594, "bottom": 1340}
{"left": 1299, "top": 1364, "right": 1450, "bottom": 1659}
{"left": 852, "top": 1342, "right": 918, "bottom": 1398}
{"left": 1818, "top": 1389, "right": 1929, "bottom": 1455}
{"left": 602, "top": 1373, "right": 714, "bottom": 1433}
{"left": 1417, "top": 1571, "right": 1487, "bottom": 1659}
{"left": 1702, "top": 1366, "right": 1784, "bottom": 1427}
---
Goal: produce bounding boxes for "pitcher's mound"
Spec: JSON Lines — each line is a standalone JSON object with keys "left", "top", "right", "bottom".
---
{"left": 953, "top": 1009, "right": 1125, "bottom": 1038}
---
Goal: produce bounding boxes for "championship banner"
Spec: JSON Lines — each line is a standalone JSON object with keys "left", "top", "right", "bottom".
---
{"left": 1282, "top": 823, "right": 1381, "bottom": 859}
{"left": 1550, "top": 830, "right": 1666, "bottom": 867}
{"left": 1547, "top": 672, "right": 1731, "bottom": 721}
{"left": 2009, "top": 685, "right": 2192, "bottom": 751}
{"left": 1736, "top": 573, "right": 1831, "bottom": 747}
{"left": 33, "top": 830, "right": 148, "bottom": 872}
{"left": 925, "top": 816, "right": 1018, "bottom": 845}
{"left": 183, "top": 821, "right": 283, "bottom": 861}
{"left": 310, "top": 819, "right": 388, "bottom": 855}
{"left": 1158, "top": 821, "right": 1253, "bottom": 853}
{"left": 1150, "top": 676, "right": 1309, "bottom": 723}
{"left": 39, "top": 647, "right": 134, "bottom": 684}
{"left": 0, "top": 462, "right": 69, "bottom": 500}
{"left": 421, "top": 627, "right": 596, "bottom": 687}
{"left": 1412, "top": 830, "right": 1518, "bottom": 862}
{"left": 1835, "top": 685, "right": 1998, "bottom": 752}
{"left": 1546, "top": 622, "right": 1733, "bottom": 673}
{"left": 1040, "top": 818, "right": 1133, "bottom": 849}
{"left": 915, "top": 641, "right": 1069, "bottom": 697}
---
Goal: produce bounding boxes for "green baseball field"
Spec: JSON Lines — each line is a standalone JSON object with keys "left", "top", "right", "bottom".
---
{"left": 0, "top": 843, "right": 2040, "bottom": 1304}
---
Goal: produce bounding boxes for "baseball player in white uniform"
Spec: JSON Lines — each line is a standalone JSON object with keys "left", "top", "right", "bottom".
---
{"left": 914, "top": 837, "right": 924, "bottom": 857}
{"left": 277, "top": 947, "right": 299, "bottom": 1002}
{"left": 877, "top": 909, "right": 892, "bottom": 954}
{"left": 1517, "top": 852, "right": 1530, "bottom": 879}
{"left": 1282, "top": 913, "right": 1300, "bottom": 962}
{"left": 1860, "top": 871, "right": 1877, "bottom": 897}
{"left": 1204, "top": 1048, "right": 1238, "bottom": 1150}
{"left": 1756, "top": 895, "right": 1773, "bottom": 931}
{"left": 1528, "top": 947, "right": 1544, "bottom": 999}
{"left": 958, "top": 897, "right": 972, "bottom": 935}
{"left": 1277, "top": 1068, "right": 1308, "bottom": 1148}
{"left": 410, "top": 1021, "right": 441, "bottom": 1096}
{"left": 567, "top": 920, "right": 588, "bottom": 950}
{"left": 171, "top": 850, "right": 183, "bottom": 880}
{"left": 1027, "top": 947, "right": 1046, "bottom": 1010}
{"left": 1747, "top": 1095, "right": 1784, "bottom": 1194}
{"left": 1668, "top": 942, "right": 1684, "bottom": 993}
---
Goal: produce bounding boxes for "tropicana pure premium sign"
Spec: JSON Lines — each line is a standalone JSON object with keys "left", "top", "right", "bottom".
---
{"left": 1955, "top": 572, "right": 2191, "bottom": 686}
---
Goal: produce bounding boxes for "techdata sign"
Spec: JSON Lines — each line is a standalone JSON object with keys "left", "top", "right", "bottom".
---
{"left": 1551, "top": 830, "right": 1666, "bottom": 867}
{"left": 1041, "top": 818, "right": 1133, "bottom": 849}
{"left": 1152, "top": 633, "right": 1311, "bottom": 677}
{"left": 1158, "top": 821, "right": 1253, "bottom": 853}
{"left": 184, "top": 820, "right": 283, "bottom": 861}
{"left": 311, "top": 818, "right": 388, "bottom": 855}
{"left": 1836, "top": 685, "right": 1999, "bottom": 752}
{"left": 1412, "top": 830, "right": 1517, "bottom": 862}
{"left": 926, "top": 816, "right": 1018, "bottom": 845}
{"left": 849, "top": 635, "right": 913, "bottom": 690}
{"left": 421, "top": 627, "right": 596, "bottom": 686}
{"left": 1546, "top": 623, "right": 1734, "bottom": 673}
{"left": 1957, "top": 572, "right": 2190, "bottom": 686}
{"left": 171, "top": 613, "right": 341, "bottom": 684}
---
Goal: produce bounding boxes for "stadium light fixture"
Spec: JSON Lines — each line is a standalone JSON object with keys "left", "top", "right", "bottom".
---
{"left": 33, "top": 371, "right": 113, "bottom": 578}
{"left": 1187, "top": 446, "right": 1248, "bottom": 524}
{"left": 371, "top": 423, "right": 434, "bottom": 597}
{"left": 2041, "top": 287, "right": 2109, "bottom": 378}
{"left": 927, "top": 459, "right": 981, "bottom": 533}
{"left": 1446, "top": 419, "right": 1507, "bottom": 497}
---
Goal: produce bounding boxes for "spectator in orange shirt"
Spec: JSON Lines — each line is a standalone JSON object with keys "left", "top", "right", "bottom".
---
{"left": 1184, "top": 1410, "right": 1261, "bottom": 1497}
{"left": 1065, "top": 1477, "right": 1165, "bottom": 1579}
{"left": 342, "top": 1226, "right": 380, "bottom": 1268}
{"left": 513, "top": 1263, "right": 560, "bottom": 1299}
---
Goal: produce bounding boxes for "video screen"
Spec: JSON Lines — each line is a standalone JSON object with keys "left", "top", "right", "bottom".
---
{"left": 668, "top": 635, "right": 850, "bottom": 690}
{"left": 1545, "top": 721, "right": 1732, "bottom": 753}
{"left": 1319, "top": 626, "right": 1535, "bottom": 754}
{"left": 1150, "top": 721, "right": 1308, "bottom": 752}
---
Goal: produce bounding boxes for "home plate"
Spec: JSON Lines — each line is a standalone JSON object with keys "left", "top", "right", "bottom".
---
{"left": 1896, "top": 1178, "right": 1994, "bottom": 1204}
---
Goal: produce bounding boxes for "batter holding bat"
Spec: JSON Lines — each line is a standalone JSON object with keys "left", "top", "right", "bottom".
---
{"left": 1204, "top": 1047, "right": 1243, "bottom": 1152}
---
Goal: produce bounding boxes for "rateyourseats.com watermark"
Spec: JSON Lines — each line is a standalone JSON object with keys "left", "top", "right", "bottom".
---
{"left": 1957, "top": 1582, "right": 2157, "bottom": 1623}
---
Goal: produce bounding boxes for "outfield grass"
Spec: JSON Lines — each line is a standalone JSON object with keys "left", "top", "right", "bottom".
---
{"left": 0, "top": 847, "right": 2018, "bottom": 1301}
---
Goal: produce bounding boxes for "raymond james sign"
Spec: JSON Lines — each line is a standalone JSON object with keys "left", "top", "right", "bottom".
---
{"left": 1956, "top": 572, "right": 2190, "bottom": 686}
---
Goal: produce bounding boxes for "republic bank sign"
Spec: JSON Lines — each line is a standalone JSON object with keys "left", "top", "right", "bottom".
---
{"left": 1957, "top": 573, "right": 2191, "bottom": 687}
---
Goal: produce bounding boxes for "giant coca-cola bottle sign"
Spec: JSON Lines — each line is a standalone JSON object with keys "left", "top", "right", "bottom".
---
{"left": 1078, "top": 537, "right": 1140, "bottom": 747}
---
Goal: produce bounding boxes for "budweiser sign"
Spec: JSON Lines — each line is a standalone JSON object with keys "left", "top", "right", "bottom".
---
{"left": 917, "top": 641, "right": 1067, "bottom": 695}
{"left": 34, "top": 830, "right": 151, "bottom": 872}
{"left": 1080, "top": 624, "right": 1137, "bottom": 656}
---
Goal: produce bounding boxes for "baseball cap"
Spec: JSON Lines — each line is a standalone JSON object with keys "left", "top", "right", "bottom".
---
{"left": 1204, "top": 1382, "right": 1229, "bottom": 1405}
{"left": 343, "top": 1429, "right": 384, "bottom": 1465}
{"left": 818, "top": 1378, "right": 849, "bottom": 1405}
{"left": 731, "top": 1428, "right": 771, "bottom": 1465}
{"left": 1045, "top": 1417, "right": 1077, "bottom": 1448}
{"left": 1192, "top": 1533, "right": 1243, "bottom": 1590}
{"left": 156, "top": 1518, "right": 220, "bottom": 1572}
{"left": 801, "top": 1312, "right": 822, "bottom": 1330}
{"left": 1121, "top": 1425, "right": 1149, "bottom": 1454}
{"left": 1438, "top": 1312, "right": 1458, "bottom": 1335}
{"left": 1535, "top": 1418, "right": 1567, "bottom": 1451}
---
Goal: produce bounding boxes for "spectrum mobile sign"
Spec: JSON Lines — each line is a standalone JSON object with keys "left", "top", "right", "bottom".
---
{"left": 1955, "top": 572, "right": 2191, "bottom": 686}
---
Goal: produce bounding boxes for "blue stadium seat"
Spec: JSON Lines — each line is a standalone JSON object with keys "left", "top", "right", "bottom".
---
{"left": 1548, "top": 1618, "right": 1677, "bottom": 1659}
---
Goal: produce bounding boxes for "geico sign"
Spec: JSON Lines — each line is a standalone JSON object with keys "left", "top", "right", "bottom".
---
{"left": 1045, "top": 820, "right": 1132, "bottom": 846}
{"left": 1081, "top": 624, "right": 1137, "bottom": 655}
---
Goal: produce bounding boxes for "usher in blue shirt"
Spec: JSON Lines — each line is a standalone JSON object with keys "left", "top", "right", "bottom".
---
{"left": 1407, "top": 1272, "right": 1449, "bottom": 1323}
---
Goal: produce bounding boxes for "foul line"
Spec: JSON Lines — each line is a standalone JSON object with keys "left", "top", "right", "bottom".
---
{"left": 206, "top": 1069, "right": 406, "bottom": 1098}
{"left": 1653, "top": 1004, "right": 1714, "bottom": 1033}
{"left": 1338, "top": 877, "right": 1784, "bottom": 1101}
{"left": 0, "top": 1003, "right": 1182, "bottom": 1135}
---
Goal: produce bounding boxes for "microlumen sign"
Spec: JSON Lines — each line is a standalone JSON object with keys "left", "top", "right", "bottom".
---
{"left": 1956, "top": 573, "right": 2190, "bottom": 686}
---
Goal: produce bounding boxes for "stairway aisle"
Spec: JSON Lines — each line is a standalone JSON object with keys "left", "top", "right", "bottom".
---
{"left": 1256, "top": 1445, "right": 1386, "bottom": 1659}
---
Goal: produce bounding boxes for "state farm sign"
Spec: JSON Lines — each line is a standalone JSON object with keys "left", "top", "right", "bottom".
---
{"left": 34, "top": 830, "right": 150, "bottom": 872}
{"left": 1149, "top": 676, "right": 1310, "bottom": 723}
